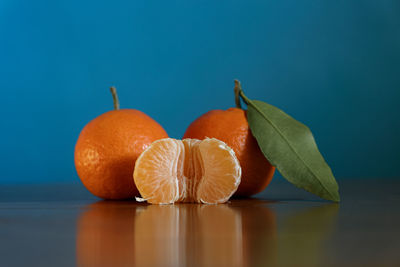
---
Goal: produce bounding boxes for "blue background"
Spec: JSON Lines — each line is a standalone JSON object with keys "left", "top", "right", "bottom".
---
{"left": 1, "top": 1, "right": 399, "bottom": 183}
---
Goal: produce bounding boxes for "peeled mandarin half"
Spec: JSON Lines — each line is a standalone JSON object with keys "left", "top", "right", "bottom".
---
{"left": 133, "top": 138, "right": 241, "bottom": 204}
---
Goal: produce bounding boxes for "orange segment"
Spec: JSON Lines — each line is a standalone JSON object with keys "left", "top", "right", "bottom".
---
{"left": 133, "top": 139, "right": 183, "bottom": 204}
{"left": 133, "top": 138, "right": 241, "bottom": 204}
{"left": 197, "top": 139, "right": 241, "bottom": 204}
{"left": 181, "top": 139, "right": 201, "bottom": 202}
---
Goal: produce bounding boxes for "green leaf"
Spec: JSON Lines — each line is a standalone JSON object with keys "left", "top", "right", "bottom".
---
{"left": 237, "top": 84, "right": 340, "bottom": 202}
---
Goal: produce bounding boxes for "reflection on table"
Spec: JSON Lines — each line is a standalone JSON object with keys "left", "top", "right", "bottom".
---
{"left": 76, "top": 200, "right": 337, "bottom": 267}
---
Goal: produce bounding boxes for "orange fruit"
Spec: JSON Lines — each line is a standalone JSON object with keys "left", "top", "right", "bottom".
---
{"left": 183, "top": 107, "right": 275, "bottom": 196}
{"left": 74, "top": 87, "right": 168, "bottom": 199}
{"left": 133, "top": 138, "right": 241, "bottom": 204}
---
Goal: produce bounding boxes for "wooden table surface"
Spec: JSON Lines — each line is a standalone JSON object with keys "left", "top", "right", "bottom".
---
{"left": 0, "top": 179, "right": 399, "bottom": 267}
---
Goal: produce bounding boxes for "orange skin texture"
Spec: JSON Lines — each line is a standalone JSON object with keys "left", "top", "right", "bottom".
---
{"left": 74, "top": 109, "right": 168, "bottom": 199}
{"left": 183, "top": 108, "right": 275, "bottom": 196}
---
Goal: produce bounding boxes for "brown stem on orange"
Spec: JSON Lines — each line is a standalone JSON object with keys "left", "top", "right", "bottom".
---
{"left": 110, "top": 86, "right": 120, "bottom": 110}
{"left": 234, "top": 80, "right": 242, "bottom": 109}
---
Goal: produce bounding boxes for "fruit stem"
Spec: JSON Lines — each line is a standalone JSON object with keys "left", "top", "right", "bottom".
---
{"left": 234, "top": 80, "right": 251, "bottom": 107}
{"left": 110, "top": 86, "right": 120, "bottom": 110}
{"left": 234, "top": 80, "right": 242, "bottom": 109}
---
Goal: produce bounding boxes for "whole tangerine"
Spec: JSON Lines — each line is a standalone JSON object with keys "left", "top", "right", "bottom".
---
{"left": 74, "top": 87, "right": 168, "bottom": 199}
{"left": 183, "top": 107, "right": 275, "bottom": 197}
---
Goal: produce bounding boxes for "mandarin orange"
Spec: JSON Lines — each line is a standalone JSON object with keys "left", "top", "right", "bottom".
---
{"left": 133, "top": 138, "right": 241, "bottom": 204}
{"left": 74, "top": 87, "right": 168, "bottom": 199}
{"left": 183, "top": 107, "right": 275, "bottom": 196}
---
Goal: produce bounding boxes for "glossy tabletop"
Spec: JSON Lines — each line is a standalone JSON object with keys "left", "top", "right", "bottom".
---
{"left": 0, "top": 179, "right": 399, "bottom": 267}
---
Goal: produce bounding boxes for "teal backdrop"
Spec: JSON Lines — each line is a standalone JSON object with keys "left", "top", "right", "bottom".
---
{"left": 0, "top": 1, "right": 399, "bottom": 183}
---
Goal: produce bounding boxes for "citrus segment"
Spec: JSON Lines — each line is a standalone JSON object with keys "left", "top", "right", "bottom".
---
{"left": 197, "top": 139, "right": 241, "bottom": 204}
{"left": 133, "top": 138, "right": 241, "bottom": 204}
{"left": 133, "top": 139, "right": 183, "bottom": 204}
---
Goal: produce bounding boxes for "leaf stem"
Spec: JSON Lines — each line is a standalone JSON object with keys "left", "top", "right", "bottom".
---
{"left": 110, "top": 86, "right": 120, "bottom": 110}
